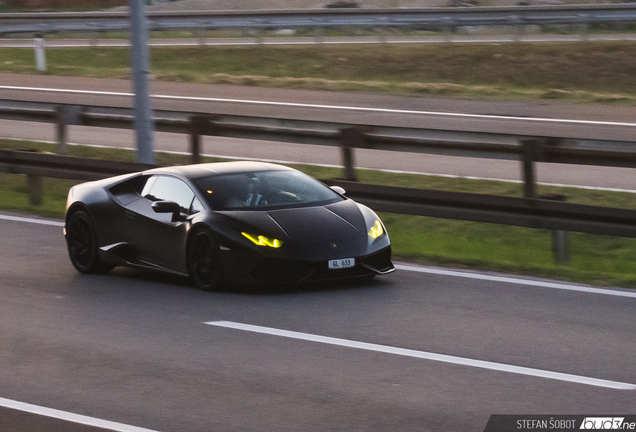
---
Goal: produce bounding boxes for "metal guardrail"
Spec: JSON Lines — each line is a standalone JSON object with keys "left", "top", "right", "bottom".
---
{"left": 2, "top": 99, "right": 636, "bottom": 199}
{"left": 0, "top": 148, "right": 155, "bottom": 181}
{"left": 2, "top": 4, "right": 636, "bottom": 35}
{"left": 323, "top": 180, "right": 636, "bottom": 238}
{"left": 0, "top": 148, "right": 157, "bottom": 207}
{"left": 1, "top": 149, "right": 635, "bottom": 240}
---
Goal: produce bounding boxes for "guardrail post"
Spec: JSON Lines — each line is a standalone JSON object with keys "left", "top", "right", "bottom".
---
{"left": 315, "top": 26, "right": 324, "bottom": 44}
{"left": 378, "top": 26, "right": 386, "bottom": 43}
{"left": 521, "top": 139, "right": 540, "bottom": 199}
{"left": 339, "top": 127, "right": 369, "bottom": 182}
{"left": 190, "top": 130, "right": 201, "bottom": 165}
{"left": 510, "top": 15, "right": 522, "bottom": 42}
{"left": 90, "top": 23, "right": 99, "bottom": 47}
{"left": 256, "top": 21, "right": 265, "bottom": 44}
{"left": 189, "top": 115, "right": 218, "bottom": 164}
{"left": 540, "top": 193, "right": 569, "bottom": 265}
{"left": 55, "top": 105, "right": 81, "bottom": 155}
{"left": 56, "top": 106, "right": 68, "bottom": 155}
{"left": 378, "top": 18, "right": 387, "bottom": 43}
{"left": 34, "top": 33, "right": 46, "bottom": 72}
{"left": 27, "top": 174, "right": 43, "bottom": 206}
{"left": 341, "top": 145, "right": 356, "bottom": 181}
{"left": 442, "top": 17, "right": 454, "bottom": 42}
{"left": 578, "top": 14, "right": 589, "bottom": 41}
{"left": 553, "top": 229, "right": 569, "bottom": 265}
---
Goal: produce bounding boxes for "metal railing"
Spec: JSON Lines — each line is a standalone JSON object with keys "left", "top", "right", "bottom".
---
{"left": 2, "top": 4, "right": 636, "bottom": 36}
{"left": 324, "top": 179, "right": 636, "bottom": 238}
{"left": 2, "top": 99, "right": 636, "bottom": 196}
{"left": 1, "top": 149, "right": 636, "bottom": 243}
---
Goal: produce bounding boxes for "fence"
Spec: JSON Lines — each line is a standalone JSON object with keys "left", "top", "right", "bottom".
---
{"left": 2, "top": 4, "right": 636, "bottom": 37}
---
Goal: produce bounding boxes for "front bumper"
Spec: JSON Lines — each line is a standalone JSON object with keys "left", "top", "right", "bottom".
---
{"left": 226, "top": 246, "right": 394, "bottom": 285}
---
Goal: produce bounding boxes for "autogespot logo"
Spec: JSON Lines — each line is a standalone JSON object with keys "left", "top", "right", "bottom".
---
{"left": 580, "top": 418, "right": 634, "bottom": 430}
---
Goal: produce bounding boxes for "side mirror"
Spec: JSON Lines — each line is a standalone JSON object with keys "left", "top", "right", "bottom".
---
{"left": 330, "top": 186, "right": 346, "bottom": 195}
{"left": 151, "top": 200, "right": 184, "bottom": 222}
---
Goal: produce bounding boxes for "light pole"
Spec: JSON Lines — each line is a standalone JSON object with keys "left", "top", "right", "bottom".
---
{"left": 129, "top": 0, "right": 154, "bottom": 164}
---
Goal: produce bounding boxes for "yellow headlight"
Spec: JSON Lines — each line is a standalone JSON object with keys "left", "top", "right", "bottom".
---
{"left": 242, "top": 232, "right": 283, "bottom": 248}
{"left": 368, "top": 220, "right": 384, "bottom": 239}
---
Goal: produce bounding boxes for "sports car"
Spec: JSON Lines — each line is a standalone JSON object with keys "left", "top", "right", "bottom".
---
{"left": 64, "top": 161, "right": 394, "bottom": 290}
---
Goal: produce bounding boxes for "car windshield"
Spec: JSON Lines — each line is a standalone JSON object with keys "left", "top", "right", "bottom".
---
{"left": 194, "top": 170, "right": 344, "bottom": 210}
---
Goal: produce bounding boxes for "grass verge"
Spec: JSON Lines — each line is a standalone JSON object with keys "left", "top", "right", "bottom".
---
{"left": 2, "top": 139, "right": 636, "bottom": 288}
{"left": 3, "top": 42, "right": 636, "bottom": 103}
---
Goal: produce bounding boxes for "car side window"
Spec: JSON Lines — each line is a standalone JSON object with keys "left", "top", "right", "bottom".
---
{"left": 141, "top": 175, "right": 201, "bottom": 215}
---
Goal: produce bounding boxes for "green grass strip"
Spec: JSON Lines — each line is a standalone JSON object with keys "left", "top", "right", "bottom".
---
{"left": 3, "top": 42, "right": 636, "bottom": 102}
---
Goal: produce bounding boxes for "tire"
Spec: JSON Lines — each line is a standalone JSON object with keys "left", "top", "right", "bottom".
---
{"left": 66, "top": 209, "right": 113, "bottom": 274}
{"left": 188, "top": 229, "right": 224, "bottom": 291}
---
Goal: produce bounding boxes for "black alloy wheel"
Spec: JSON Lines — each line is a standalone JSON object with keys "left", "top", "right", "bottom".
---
{"left": 188, "top": 229, "right": 223, "bottom": 291}
{"left": 66, "top": 210, "right": 112, "bottom": 274}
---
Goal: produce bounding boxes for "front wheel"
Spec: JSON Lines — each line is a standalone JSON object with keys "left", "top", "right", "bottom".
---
{"left": 188, "top": 229, "right": 224, "bottom": 291}
{"left": 66, "top": 210, "right": 112, "bottom": 274}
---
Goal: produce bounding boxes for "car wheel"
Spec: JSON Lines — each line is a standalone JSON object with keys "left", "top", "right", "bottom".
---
{"left": 188, "top": 229, "right": 224, "bottom": 291}
{"left": 66, "top": 210, "right": 112, "bottom": 274}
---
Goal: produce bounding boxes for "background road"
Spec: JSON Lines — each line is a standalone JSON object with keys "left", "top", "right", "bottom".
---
{"left": 1, "top": 73, "right": 636, "bottom": 191}
{"left": 1, "top": 211, "right": 635, "bottom": 432}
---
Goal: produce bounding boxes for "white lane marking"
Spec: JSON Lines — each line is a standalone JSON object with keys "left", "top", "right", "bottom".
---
{"left": 205, "top": 321, "right": 636, "bottom": 390}
{"left": 2, "top": 84, "right": 636, "bottom": 128}
{"left": 0, "top": 214, "right": 64, "bottom": 227}
{"left": 395, "top": 264, "right": 636, "bottom": 299}
{"left": 0, "top": 397, "right": 161, "bottom": 432}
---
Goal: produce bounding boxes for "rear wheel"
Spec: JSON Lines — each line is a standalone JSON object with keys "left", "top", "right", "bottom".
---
{"left": 188, "top": 229, "right": 224, "bottom": 291}
{"left": 66, "top": 210, "right": 112, "bottom": 274}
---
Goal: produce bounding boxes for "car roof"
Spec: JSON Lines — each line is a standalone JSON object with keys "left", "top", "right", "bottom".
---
{"left": 142, "top": 161, "right": 295, "bottom": 180}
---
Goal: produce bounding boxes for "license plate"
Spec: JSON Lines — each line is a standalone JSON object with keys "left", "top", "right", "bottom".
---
{"left": 328, "top": 258, "right": 355, "bottom": 270}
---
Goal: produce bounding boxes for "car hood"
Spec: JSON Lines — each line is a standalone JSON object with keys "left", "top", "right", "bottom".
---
{"left": 217, "top": 199, "right": 365, "bottom": 244}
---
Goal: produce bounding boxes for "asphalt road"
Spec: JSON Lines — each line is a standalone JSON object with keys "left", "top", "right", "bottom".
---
{"left": 1, "top": 73, "right": 636, "bottom": 191}
{"left": 1, "top": 211, "right": 635, "bottom": 432}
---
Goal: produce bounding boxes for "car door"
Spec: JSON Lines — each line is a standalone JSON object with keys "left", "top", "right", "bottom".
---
{"left": 124, "top": 175, "right": 204, "bottom": 273}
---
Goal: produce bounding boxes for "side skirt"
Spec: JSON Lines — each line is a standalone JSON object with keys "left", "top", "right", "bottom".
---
{"left": 100, "top": 243, "right": 190, "bottom": 277}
